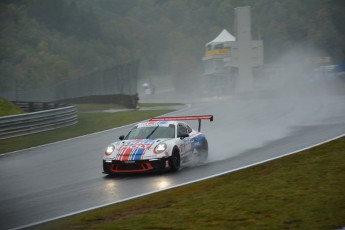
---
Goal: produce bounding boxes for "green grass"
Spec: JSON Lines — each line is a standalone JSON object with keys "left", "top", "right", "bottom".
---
{"left": 0, "top": 110, "right": 173, "bottom": 154}
{"left": 139, "top": 103, "right": 184, "bottom": 107}
{"left": 0, "top": 97, "right": 23, "bottom": 116}
{"left": 76, "top": 104, "right": 126, "bottom": 112}
{"left": 31, "top": 137, "right": 345, "bottom": 230}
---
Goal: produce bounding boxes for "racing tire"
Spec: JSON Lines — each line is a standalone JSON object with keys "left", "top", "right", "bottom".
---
{"left": 169, "top": 148, "right": 181, "bottom": 171}
{"left": 198, "top": 140, "right": 208, "bottom": 163}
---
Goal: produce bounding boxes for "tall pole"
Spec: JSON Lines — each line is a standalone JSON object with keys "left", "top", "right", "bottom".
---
{"left": 235, "top": 6, "right": 253, "bottom": 92}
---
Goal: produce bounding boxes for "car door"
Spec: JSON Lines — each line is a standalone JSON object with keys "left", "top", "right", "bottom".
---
{"left": 177, "top": 123, "right": 192, "bottom": 158}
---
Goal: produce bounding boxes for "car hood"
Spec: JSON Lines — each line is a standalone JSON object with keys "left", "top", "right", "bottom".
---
{"left": 110, "top": 138, "right": 169, "bottom": 161}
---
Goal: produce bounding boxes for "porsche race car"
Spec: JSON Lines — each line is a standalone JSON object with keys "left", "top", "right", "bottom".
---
{"left": 103, "top": 115, "right": 213, "bottom": 174}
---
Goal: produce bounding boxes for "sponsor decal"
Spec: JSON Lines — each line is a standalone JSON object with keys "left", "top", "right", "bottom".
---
{"left": 190, "top": 133, "right": 203, "bottom": 150}
{"left": 138, "top": 121, "right": 169, "bottom": 128}
{"left": 116, "top": 139, "right": 154, "bottom": 161}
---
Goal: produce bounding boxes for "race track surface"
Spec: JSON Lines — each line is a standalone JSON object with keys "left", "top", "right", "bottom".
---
{"left": 1, "top": 81, "right": 345, "bottom": 229}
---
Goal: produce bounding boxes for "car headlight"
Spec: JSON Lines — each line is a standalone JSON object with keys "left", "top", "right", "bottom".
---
{"left": 105, "top": 145, "right": 115, "bottom": 155}
{"left": 154, "top": 143, "right": 167, "bottom": 154}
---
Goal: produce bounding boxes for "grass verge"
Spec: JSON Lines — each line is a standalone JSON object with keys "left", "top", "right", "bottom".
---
{"left": 139, "top": 103, "right": 184, "bottom": 108}
{"left": 31, "top": 137, "right": 345, "bottom": 230}
{"left": 0, "top": 110, "right": 173, "bottom": 154}
{"left": 0, "top": 97, "right": 23, "bottom": 116}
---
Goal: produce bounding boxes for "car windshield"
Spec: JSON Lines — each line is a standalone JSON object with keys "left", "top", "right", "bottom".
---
{"left": 125, "top": 125, "right": 175, "bottom": 140}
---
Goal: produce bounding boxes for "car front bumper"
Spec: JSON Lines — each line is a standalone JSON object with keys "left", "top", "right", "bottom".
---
{"left": 103, "top": 158, "right": 170, "bottom": 174}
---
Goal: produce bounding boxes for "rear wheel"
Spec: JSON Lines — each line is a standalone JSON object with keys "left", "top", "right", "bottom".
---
{"left": 169, "top": 148, "right": 181, "bottom": 171}
{"left": 198, "top": 140, "right": 208, "bottom": 163}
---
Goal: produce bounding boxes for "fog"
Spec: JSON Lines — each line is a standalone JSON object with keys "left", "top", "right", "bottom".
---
{"left": 140, "top": 49, "right": 345, "bottom": 163}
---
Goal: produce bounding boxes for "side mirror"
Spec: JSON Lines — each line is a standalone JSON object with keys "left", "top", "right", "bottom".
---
{"left": 178, "top": 133, "right": 189, "bottom": 139}
{"left": 119, "top": 135, "right": 125, "bottom": 140}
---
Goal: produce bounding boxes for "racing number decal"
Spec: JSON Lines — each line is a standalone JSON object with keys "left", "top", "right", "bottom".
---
{"left": 177, "top": 123, "right": 192, "bottom": 155}
{"left": 183, "top": 138, "right": 192, "bottom": 153}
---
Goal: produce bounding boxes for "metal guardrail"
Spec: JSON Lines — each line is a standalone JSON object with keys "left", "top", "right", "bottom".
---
{"left": 0, "top": 105, "right": 78, "bottom": 140}
{"left": 13, "top": 101, "right": 69, "bottom": 112}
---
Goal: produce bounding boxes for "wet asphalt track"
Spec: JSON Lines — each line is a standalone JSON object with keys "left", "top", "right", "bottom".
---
{"left": 1, "top": 88, "right": 345, "bottom": 230}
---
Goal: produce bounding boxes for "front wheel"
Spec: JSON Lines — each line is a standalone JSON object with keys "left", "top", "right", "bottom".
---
{"left": 169, "top": 149, "right": 181, "bottom": 171}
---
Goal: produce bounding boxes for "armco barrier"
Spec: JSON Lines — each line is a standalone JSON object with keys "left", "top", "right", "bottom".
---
{"left": 0, "top": 105, "right": 78, "bottom": 139}
{"left": 13, "top": 101, "right": 68, "bottom": 112}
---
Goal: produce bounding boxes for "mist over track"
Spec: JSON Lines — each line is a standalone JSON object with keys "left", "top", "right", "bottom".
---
{"left": 1, "top": 74, "right": 345, "bottom": 230}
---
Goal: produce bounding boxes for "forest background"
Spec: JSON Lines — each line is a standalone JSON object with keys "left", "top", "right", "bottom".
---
{"left": 0, "top": 0, "right": 344, "bottom": 93}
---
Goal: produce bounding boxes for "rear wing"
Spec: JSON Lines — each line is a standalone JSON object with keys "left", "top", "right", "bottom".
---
{"left": 149, "top": 115, "right": 213, "bottom": 132}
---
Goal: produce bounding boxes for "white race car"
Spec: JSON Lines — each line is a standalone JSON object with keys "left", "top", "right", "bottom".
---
{"left": 103, "top": 115, "right": 213, "bottom": 174}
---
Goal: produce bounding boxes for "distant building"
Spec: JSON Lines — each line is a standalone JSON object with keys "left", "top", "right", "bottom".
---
{"left": 202, "top": 29, "right": 237, "bottom": 95}
{"left": 202, "top": 6, "right": 263, "bottom": 95}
